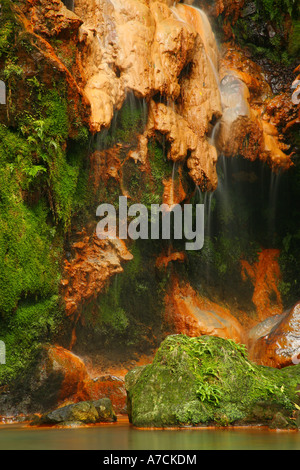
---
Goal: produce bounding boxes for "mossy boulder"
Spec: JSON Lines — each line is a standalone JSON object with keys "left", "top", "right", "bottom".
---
{"left": 125, "top": 335, "right": 300, "bottom": 429}
{"left": 36, "top": 398, "right": 117, "bottom": 427}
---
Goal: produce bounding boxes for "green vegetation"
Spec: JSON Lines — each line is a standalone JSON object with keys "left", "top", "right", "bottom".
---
{"left": 227, "top": 0, "right": 300, "bottom": 64}
{"left": 79, "top": 240, "right": 169, "bottom": 352}
{"left": 97, "top": 98, "right": 146, "bottom": 150}
{"left": 0, "top": 2, "right": 90, "bottom": 385}
{"left": 0, "top": 110, "right": 88, "bottom": 384}
{"left": 148, "top": 139, "right": 172, "bottom": 191}
{"left": 0, "top": 0, "right": 15, "bottom": 59}
{"left": 126, "top": 335, "right": 300, "bottom": 428}
{"left": 254, "top": 0, "right": 298, "bottom": 23}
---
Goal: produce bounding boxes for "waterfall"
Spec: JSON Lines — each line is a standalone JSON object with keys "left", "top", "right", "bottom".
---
{"left": 0, "top": 81, "right": 6, "bottom": 105}
{"left": 171, "top": 162, "right": 177, "bottom": 207}
{"left": 268, "top": 170, "right": 281, "bottom": 244}
{"left": 178, "top": 4, "right": 220, "bottom": 88}
{"left": 170, "top": 6, "right": 187, "bottom": 25}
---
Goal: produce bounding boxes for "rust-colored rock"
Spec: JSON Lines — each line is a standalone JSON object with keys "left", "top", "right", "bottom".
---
{"left": 62, "top": 233, "right": 133, "bottom": 324}
{"left": 46, "top": 345, "right": 89, "bottom": 403}
{"left": 22, "top": 0, "right": 83, "bottom": 37}
{"left": 162, "top": 176, "right": 187, "bottom": 207}
{"left": 156, "top": 251, "right": 186, "bottom": 269}
{"left": 42, "top": 346, "right": 127, "bottom": 413}
{"left": 165, "top": 276, "right": 245, "bottom": 344}
{"left": 248, "top": 301, "right": 300, "bottom": 368}
{"left": 241, "top": 249, "right": 283, "bottom": 322}
{"left": 78, "top": 376, "right": 127, "bottom": 414}
{"left": 216, "top": 47, "right": 293, "bottom": 171}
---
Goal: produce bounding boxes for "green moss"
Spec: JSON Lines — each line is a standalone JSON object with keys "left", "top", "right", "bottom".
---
{"left": 78, "top": 239, "right": 169, "bottom": 352}
{"left": 0, "top": 296, "right": 62, "bottom": 385}
{"left": 254, "top": 0, "right": 298, "bottom": 24}
{"left": 0, "top": 0, "right": 15, "bottom": 58}
{"left": 16, "top": 82, "right": 89, "bottom": 228}
{"left": 288, "top": 19, "right": 300, "bottom": 58}
{"left": 126, "top": 335, "right": 300, "bottom": 428}
{"left": 0, "top": 122, "right": 65, "bottom": 383}
{"left": 231, "top": 0, "right": 300, "bottom": 64}
{"left": 148, "top": 139, "right": 172, "bottom": 187}
{"left": 0, "top": 6, "right": 90, "bottom": 386}
{"left": 97, "top": 96, "right": 147, "bottom": 150}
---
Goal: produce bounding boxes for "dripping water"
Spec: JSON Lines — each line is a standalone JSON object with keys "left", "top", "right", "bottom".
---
{"left": 171, "top": 162, "right": 177, "bottom": 206}
{"left": 187, "top": 5, "right": 220, "bottom": 88}
{"left": 268, "top": 170, "right": 281, "bottom": 244}
{"left": 170, "top": 6, "right": 187, "bottom": 25}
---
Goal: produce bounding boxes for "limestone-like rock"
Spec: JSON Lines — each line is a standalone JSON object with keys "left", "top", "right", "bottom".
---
{"left": 74, "top": 0, "right": 222, "bottom": 189}
{"left": 147, "top": 101, "right": 198, "bottom": 163}
{"left": 37, "top": 398, "right": 116, "bottom": 427}
{"left": 216, "top": 48, "right": 292, "bottom": 171}
{"left": 125, "top": 334, "right": 300, "bottom": 428}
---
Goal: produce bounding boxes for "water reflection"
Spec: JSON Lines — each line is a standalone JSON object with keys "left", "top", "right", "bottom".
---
{"left": 0, "top": 423, "right": 299, "bottom": 450}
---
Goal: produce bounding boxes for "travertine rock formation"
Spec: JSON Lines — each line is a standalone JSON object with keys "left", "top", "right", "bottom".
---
{"left": 74, "top": 0, "right": 223, "bottom": 189}
{"left": 16, "top": 0, "right": 293, "bottom": 192}
{"left": 10, "top": 0, "right": 298, "bottom": 375}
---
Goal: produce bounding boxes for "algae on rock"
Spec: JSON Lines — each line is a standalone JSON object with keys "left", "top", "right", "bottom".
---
{"left": 125, "top": 334, "right": 300, "bottom": 428}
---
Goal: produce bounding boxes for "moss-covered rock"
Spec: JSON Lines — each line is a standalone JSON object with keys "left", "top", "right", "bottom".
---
{"left": 125, "top": 335, "right": 300, "bottom": 428}
{"left": 36, "top": 398, "right": 117, "bottom": 427}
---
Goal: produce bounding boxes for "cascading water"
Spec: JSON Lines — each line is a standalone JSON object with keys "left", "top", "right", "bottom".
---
{"left": 267, "top": 170, "right": 282, "bottom": 245}
{"left": 171, "top": 161, "right": 177, "bottom": 207}
{"left": 175, "top": 3, "right": 252, "bottom": 156}
{"left": 175, "top": 3, "right": 286, "bottom": 297}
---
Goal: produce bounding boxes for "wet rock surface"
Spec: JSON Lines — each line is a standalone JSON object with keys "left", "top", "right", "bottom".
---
{"left": 0, "top": 0, "right": 299, "bottom": 424}
{"left": 249, "top": 301, "right": 300, "bottom": 368}
{"left": 35, "top": 398, "right": 117, "bottom": 427}
{"left": 0, "top": 346, "right": 127, "bottom": 418}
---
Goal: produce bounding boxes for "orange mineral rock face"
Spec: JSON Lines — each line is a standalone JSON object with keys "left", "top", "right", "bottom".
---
{"left": 155, "top": 251, "right": 186, "bottom": 269}
{"left": 46, "top": 345, "right": 89, "bottom": 403}
{"left": 62, "top": 234, "right": 133, "bottom": 327}
{"left": 73, "top": 0, "right": 223, "bottom": 190}
{"left": 164, "top": 276, "right": 245, "bottom": 344}
{"left": 216, "top": 47, "right": 293, "bottom": 171}
{"left": 162, "top": 174, "right": 187, "bottom": 207}
{"left": 241, "top": 249, "right": 283, "bottom": 322}
{"left": 45, "top": 346, "right": 128, "bottom": 413}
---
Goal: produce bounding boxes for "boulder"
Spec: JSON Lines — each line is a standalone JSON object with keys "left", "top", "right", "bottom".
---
{"left": 125, "top": 334, "right": 300, "bottom": 428}
{"left": 249, "top": 301, "right": 300, "bottom": 368}
{"left": 0, "top": 345, "right": 127, "bottom": 418}
{"left": 37, "top": 398, "right": 116, "bottom": 427}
